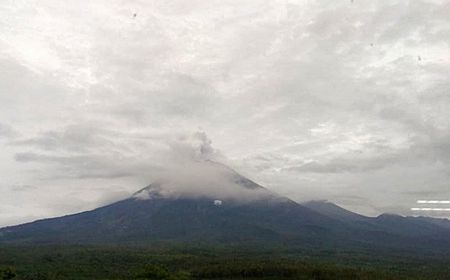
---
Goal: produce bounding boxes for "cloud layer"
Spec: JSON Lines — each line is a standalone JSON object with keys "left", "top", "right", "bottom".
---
{"left": 1, "top": 0, "right": 450, "bottom": 226}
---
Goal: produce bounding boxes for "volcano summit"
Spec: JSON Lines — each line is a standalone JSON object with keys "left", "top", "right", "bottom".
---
{"left": 1, "top": 161, "right": 449, "bottom": 253}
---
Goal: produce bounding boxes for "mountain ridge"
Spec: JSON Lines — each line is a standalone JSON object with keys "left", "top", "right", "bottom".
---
{"left": 1, "top": 162, "right": 450, "bottom": 253}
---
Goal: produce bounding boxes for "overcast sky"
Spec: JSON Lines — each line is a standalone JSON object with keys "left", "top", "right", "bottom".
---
{"left": 1, "top": 0, "right": 449, "bottom": 226}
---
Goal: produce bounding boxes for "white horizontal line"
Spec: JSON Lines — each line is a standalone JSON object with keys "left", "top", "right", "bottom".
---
{"left": 416, "top": 200, "right": 450, "bottom": 204}
{"left": 411, "top": 208, "right": 450, "bottom": 211}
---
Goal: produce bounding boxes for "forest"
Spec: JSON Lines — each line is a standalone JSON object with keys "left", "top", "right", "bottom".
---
{"left": 0, "top": 245, "right": 448, "bottom": 279}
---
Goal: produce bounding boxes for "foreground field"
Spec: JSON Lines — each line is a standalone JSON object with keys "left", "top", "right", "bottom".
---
{"left": 0, "top": 246, "right": 449, "bottom": 279}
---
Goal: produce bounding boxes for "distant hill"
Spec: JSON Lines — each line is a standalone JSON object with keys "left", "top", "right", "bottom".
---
{"left": 302, "top": 200, "right": 450, "bottom": 248}
{"left": 1, "top": 161, "right": 450, "bottom": 253}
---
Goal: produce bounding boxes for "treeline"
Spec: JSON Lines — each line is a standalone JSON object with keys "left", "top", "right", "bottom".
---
{"left": 0, "top": 246, "right": 448, "bottom": 279}
{"left": 192, "top": 263, "right": 388, "bottom": 279}
{"left": 0, "top": 262, "right": 424, "bottom": 280}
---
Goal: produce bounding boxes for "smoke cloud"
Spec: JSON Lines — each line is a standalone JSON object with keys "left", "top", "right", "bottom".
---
{"left": 135, "top": 132, "right": 275, "bottom": 202}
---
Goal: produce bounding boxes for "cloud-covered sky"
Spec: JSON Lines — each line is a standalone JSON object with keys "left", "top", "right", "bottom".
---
{"left": 1, "top": 0, "right": 449, "bottom": 226}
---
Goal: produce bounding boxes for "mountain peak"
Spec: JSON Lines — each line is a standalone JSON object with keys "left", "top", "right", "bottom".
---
{"left": 133, "top": 182, "right": 165, "bottom": 200}
{"left": 1, "top": 169, "right": 450, "bottom": 252}
{"left": 131, "top": 161, "right": 277, "bottom": 202}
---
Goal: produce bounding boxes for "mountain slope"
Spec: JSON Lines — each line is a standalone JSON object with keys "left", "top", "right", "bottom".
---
{"left": 1, "top": 163, "right": 450, "bottom": 253}
{"left": 0, "top": 163, "right": 347, "bottom": 246}
{"left": 302, "top": 200, "right": 450, "bottom": 246}
{"left": 302, "top": 200, "right": 367, "bottom": 223}
{"left": 0, "top": 192, "right": 350, "bottom": 246}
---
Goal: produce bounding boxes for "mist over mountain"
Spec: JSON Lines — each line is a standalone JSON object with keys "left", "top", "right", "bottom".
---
{"left": 2, "top": 1, "right": 450, "bottom": 279}
{"left": 1, "top": 161, "right": 449, "bottom": 254}
{"left": 134, "top": 160, "right": 276, "bottom": 202}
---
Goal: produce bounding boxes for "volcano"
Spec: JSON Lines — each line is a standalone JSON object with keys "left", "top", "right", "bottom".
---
{"left": 1, "top": 162, "right": 449, "bottom": 252}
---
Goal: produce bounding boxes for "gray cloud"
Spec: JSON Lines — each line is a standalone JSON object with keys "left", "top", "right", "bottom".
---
{"left": 12, "top": 124, "right": 122, "bottom": 152}
{"left": 0, "top": 123, "right": 16, "bottom": 139}
{"left": 283, "top": 158, "right": 391, "bottom": 174}
{"left": 9, "top": 185, "right": 35, "bottom": 192}
{"left": 0, "top": 0, "right": 449, "bottom": 226}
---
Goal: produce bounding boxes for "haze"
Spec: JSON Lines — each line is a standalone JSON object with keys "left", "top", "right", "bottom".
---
{"left": 1, "top": 0, "right": 449, "bottom": 227}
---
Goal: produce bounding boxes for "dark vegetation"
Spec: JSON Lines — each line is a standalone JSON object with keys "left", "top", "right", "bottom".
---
{"left": 0, "top": 245, "right": 448, "bottom": 280}
{"left": 1, "top": 171, "right": 449, "bottom": 279}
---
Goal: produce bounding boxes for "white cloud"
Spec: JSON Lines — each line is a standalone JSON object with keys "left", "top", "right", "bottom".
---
{"left": 0, "top": 0, "right": 449, "bottom": 226}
